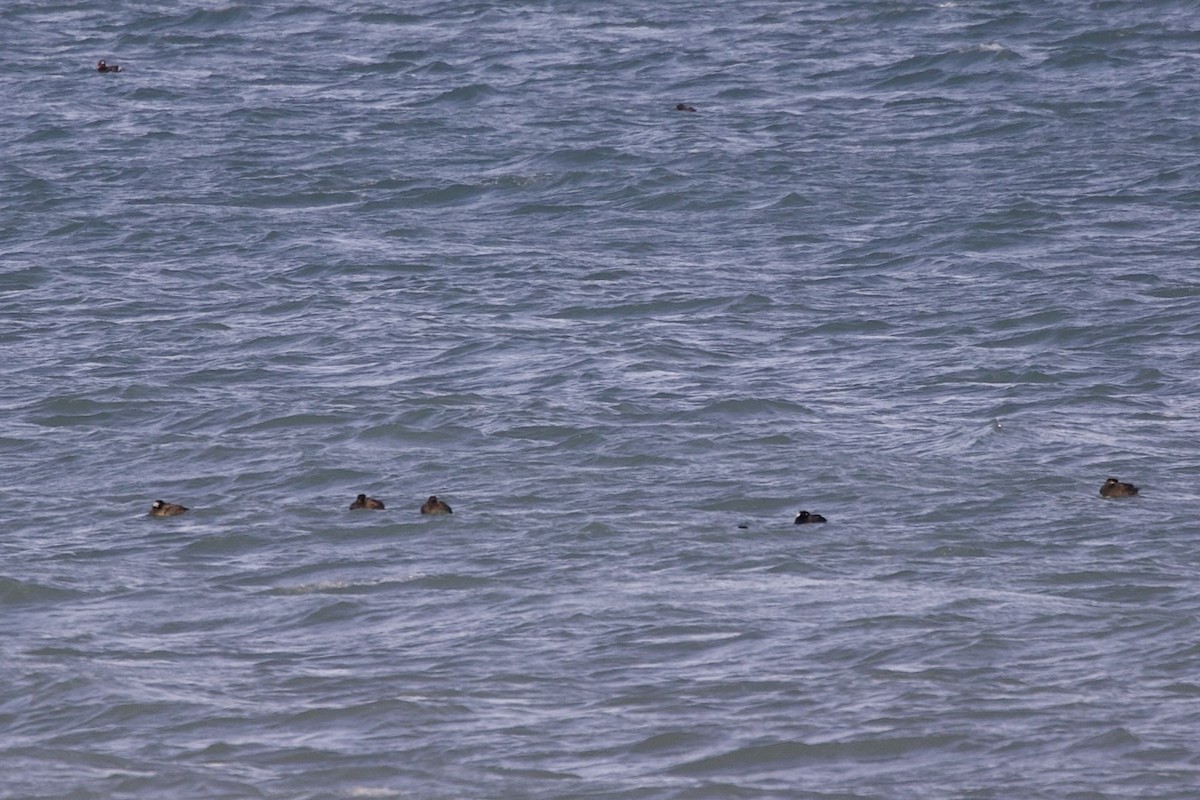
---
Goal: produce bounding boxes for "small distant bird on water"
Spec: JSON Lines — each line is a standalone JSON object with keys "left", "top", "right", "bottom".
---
{"left": 1100, "top": 477, "right": 1139, "bottom": 498}
{"left": 675, "top": 103, "right": 697, "bottom": 112}
{"left": 97, "top": 60, "right": 121, "bottom": 73}
{"left": 349, "top": 493, "right": 385, "bottom": 510}
{"left": 794, "top": 510, "right": 827, "bottom": 524}
{"left": 149, "top": 500, "right": 187, "bottom": 517}
{"left": 420, "top": 495, "right": 452, "bottom": 515}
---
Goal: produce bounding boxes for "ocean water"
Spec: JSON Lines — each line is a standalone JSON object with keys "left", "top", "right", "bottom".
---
{"left": 3, "top": 1, "right": 1200, "bottom": 797}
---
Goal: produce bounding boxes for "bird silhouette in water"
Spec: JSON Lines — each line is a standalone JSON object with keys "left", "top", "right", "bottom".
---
{"left": 420, "top": 495, "right": 452, "bottom": 515}
{"left": 1099, "top": 477, "right": 1138, "bottom": 498}
{"left": 349, "top": 493, "right": 385, "bottom": 510}
{"left": 149, "top": 500, "right": 187, "bottom": 516}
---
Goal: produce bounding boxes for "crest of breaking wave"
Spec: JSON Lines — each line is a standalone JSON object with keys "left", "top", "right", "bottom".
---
{"left": 3, "top": 0, "right": 1200, "bottom": 798}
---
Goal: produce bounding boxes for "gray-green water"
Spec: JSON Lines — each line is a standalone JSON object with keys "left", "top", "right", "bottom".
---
{"left": 3, "top": 2, "right": 1200, "bottom": 797}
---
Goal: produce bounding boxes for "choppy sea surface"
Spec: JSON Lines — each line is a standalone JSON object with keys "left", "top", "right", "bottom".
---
{"left": 4, "top": 1, "right": 1200, "bottom": 797}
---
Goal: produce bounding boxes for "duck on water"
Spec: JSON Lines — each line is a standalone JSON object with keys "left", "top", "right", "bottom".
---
{"left": 149, "top": 500, "right": 187, "bottom": 517}
{"left": 1100, "top": 477, "right": 1138, "bottom": 498}
{"left": 350, "top": 493, "right": 385, "bottom": 510}
{"left": 421, "top": 496, "right": 452, "bottom": 515}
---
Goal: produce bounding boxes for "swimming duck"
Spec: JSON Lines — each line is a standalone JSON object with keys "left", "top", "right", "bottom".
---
{"left": 794, "top": 510, "right": 827, "bottom": 524}
{"left": 420, "top": 495, "right": 452, "bottom": 515}
{"left": 149, "top": 500, "right": 187, "bottom": 517}
{"left": 97, "top": 60, "right": 121, "bottom": 73}
{"left": 675, "top": 103, "right": 697, "bottom": 112}
{"left": 1100, "top": 477, "right": 1138, "bottom": 498}
{"left": 349, "top": 493, "right": 385, "bottom": 510}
